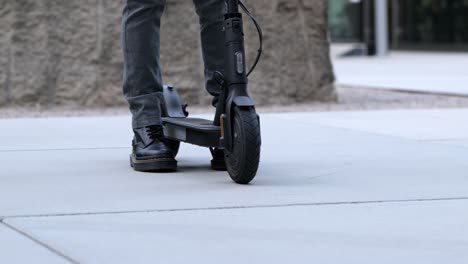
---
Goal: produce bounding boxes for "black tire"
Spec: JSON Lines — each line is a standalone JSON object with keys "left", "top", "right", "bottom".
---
{"left": 225, "top": 107, "right": 261, "bottom": 184}
{"left": 167, "top": 139, "right": 180, "bottom": 157}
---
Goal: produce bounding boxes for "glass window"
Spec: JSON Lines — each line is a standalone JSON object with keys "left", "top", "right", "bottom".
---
{"left": 329, "top": 0, "right": 364, "bottom": 42}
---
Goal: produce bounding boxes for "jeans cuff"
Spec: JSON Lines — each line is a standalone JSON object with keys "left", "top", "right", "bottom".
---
{"left": 132, "top": 116, "right": 162, "bottom": 129}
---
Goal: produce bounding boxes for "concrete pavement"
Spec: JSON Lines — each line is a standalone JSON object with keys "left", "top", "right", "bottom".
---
{"left": 1, "top": 109, "right": 468, "bottom": 263}
{"left": 333, "top": 51, "right": 468, "bottom": 96}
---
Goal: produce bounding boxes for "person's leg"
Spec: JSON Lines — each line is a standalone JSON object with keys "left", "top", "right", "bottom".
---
{"left": 122, "top": 0, "right": 165, "bottom": 128}
{"left": 122, "top": 0, "right": 177, "bottom": 172}
{"left": 193, "top": 0, "right": 226, "bottom": 106}
{"left": 193, "top": 0, "right": 228, "bottom": 171}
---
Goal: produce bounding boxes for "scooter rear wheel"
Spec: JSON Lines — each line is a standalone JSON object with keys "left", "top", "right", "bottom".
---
{"left": 225, "top": 107, "right": 261, "bottom": 184}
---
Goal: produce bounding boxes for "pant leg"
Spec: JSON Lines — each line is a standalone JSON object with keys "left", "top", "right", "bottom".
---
{"left": 122, "top": 0, "right": 166, "bottom": 128}
{"left": 193, "top": 0, "right": 226, "bottom": 106}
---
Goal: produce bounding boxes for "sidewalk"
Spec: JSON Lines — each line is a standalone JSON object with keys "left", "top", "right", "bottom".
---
{"left": 1, "top": 109, "right": 468, "bottom": 263}
{"left": 333, "top": 50, "right": 468, "bottom": 96}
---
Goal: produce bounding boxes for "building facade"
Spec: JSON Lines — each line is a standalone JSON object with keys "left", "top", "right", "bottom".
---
{"left": 329, "top": 0, "right": 468, "bottom": 54}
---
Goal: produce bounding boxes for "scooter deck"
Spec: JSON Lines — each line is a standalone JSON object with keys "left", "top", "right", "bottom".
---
{"left": 162, "top": 117, "right": 221, "bottom": 147}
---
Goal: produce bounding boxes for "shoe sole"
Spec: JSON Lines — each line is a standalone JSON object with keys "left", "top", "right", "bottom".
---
{"left": 130, "top": 154, "right": 177, "bottom": 172}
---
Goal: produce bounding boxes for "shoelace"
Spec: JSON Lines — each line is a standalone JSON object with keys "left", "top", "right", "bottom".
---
{"left": 145, "top": 126, "right": 167, "bottom": 143}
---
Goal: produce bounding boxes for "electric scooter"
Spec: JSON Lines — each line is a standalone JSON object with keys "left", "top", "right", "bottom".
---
{"left": 161, "top": 0, "right": 263, "bottom": 184}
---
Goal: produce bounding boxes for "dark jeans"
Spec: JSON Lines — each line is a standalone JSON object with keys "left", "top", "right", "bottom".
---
{"left": 122, "top": 0, "right": 226, "bottom": 128}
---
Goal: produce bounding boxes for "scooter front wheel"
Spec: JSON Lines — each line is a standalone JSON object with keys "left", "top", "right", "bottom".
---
{"left": 225, "top": 106, "right": 261, "bottom": 184}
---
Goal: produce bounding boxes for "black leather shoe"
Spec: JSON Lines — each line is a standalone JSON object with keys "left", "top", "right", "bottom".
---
{"left": 130, "top": 125, "right": 177, "bottom": 172}
{"left": 210, "top": 148, "right": 227, "bottom": 171}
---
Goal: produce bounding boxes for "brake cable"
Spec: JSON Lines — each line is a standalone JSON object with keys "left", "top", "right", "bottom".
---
{"left": 239, "top": 0, "right": 263, "bottom": 77}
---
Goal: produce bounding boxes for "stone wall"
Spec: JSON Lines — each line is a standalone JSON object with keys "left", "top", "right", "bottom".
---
{"left": 0, "top": 0, "right": 336, "bottom": 108}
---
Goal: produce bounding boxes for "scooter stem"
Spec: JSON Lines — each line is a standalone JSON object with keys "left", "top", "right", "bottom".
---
{"left": 226, "top": 0, "right": 239, "bottom": 13}
{"left": 214, "top": 0, "right": 247, "bottom": 127}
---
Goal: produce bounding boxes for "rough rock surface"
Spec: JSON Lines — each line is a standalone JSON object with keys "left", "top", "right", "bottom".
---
{"left": 0, "top": 0, "right": 336, "bottom": 108}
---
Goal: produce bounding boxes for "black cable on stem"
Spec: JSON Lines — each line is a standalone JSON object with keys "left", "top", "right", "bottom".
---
{"left": 239, "top": 0, "right": 263, "bottom": 77}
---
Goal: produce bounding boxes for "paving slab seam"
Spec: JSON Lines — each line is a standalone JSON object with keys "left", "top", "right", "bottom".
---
{"left": 277, "top": 116, "right": 468, "bottom": 144}
{"left": 414, "top": 140, "right": 468, "bottom": 150}
{"left": 273, "top": 115, "right": 443, "bottom": 143}
{"left": 4, "top": 196, "right": 468, "bottom": 220}
{"left": 0, "top": 221, "right": 79, "bottom": 264}
{"left": 338, "top": 83, "right": 468, "bottom": 98}
{"left": 0, "top": 146, "right": 127, "bottom": 153}
{"left": 420, "top": 138, "right": 468, "bottom": 142}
